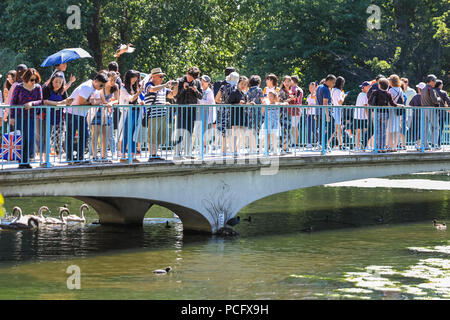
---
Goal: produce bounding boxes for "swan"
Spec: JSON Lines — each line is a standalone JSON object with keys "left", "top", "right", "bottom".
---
{"left": 44, "top": 207, "right": 68, "bottom": 225}
{"left": 3, "top": 217, "right": 39, "bottom": 230}
{"left": 3, "top": 207, "right": 39, "bottom": 230}
{"left": 66, "top": 204, "right": 89, "bottom": 223}
{"left": 153, "top": 267, "right": 172, "bottom": 275}
{"left": 10, "top": 207, "right": 30, "bottom": 225}
{"left": 433, "top": 219, "right": 447, "bottom": 230}
{"left": 30, "top": 206, "right": 51, "bottom": 224}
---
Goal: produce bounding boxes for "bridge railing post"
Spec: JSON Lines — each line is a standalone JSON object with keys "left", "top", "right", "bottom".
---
{"left": 45, "top": 106, "right": 51, "bottom": 168}
{"left": 128, "top": 105, "right": 133, "bottom": 164}
{"left": 321, "top": 106, "right": 326, "bottom": 155}
{"left": 373, "top": 108, "right": 378, "bottom": 154}
{"left": 201, "top": 106, "right": 204, "bottom": 161}
{"left": 264, "top": 106, "right": 269, "bottom": 157}
{"left": 421, "top": 108, "right": 425, "bottom": 152}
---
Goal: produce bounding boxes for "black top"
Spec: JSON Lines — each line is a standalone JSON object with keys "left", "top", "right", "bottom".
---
{"left": 435, "top": 88, "right": 450, "bottom": 107}
{"left": 227, "top": 88, "right": 248, "bottom": 126}
{"left": 175, "top": 75, "right": 203, "bottom": 105}
{"left": 369, "top": 89, "right": 398, "bottom": 114}
{"left": 409, "top": 94, "right": 422, "bottom": 107}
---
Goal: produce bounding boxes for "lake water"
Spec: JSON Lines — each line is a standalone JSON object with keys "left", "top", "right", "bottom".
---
{"left": 1, "top": 174, "right": 450, "bottom": 300}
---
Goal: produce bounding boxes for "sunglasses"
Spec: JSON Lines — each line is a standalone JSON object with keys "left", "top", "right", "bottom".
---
{"left": 29, "top": 78, "right": 37, "bottom": 83}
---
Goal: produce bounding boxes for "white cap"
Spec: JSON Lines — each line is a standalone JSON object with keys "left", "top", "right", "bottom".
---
{"left": 416, "top": 82, "right": 426, "bottom": 90}
{"left": 226, "top": 72, "right": 240, "bottom": 84}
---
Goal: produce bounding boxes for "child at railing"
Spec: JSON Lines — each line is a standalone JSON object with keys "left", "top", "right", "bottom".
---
{"left": 260, "top": 90, "right": 287, "bottom": 155}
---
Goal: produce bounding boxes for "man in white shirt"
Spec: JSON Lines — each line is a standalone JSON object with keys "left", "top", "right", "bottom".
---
{"left": 66, "top": 72, "right": 108, "bottom": 164}
{"left": 354, "top": 81, "right": 371, "bottom": 150}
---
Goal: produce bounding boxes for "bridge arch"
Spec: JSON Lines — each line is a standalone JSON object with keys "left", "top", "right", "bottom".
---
{"left": 3, "top": 153, "right": 450, "bottom": 234}
{"left": 76, "top": 196, "right": 214, "bottom": 233}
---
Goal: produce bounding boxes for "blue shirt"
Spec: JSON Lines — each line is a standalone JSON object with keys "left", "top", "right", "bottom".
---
{"left": 316, "top": 84, "right": 332, "bottom": 106}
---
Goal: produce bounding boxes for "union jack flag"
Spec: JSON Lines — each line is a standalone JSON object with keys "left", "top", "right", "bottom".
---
{"left": 1, "top": 133, "right": 22, "bottom": 161}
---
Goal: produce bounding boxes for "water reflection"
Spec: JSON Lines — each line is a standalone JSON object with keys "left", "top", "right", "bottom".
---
{"left": 1, "top": 179, "right": 450, "bottom": 299}
{"left": 0, "top": 219, "right": 207, "bottom": 265}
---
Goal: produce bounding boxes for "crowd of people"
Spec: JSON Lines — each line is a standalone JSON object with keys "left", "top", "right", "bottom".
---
{"left": 0, "top": 61, "right": 449, "bottom": 169}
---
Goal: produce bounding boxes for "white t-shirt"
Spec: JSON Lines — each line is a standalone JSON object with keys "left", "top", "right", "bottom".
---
{"left": 306, "top": 94, "right": 317, "bottom": 115}
{"left": 201, "top": 87, "right": 215, "bottom": 105}
{"left": 354, "top": 92, "right": 368, "bottom": 119}
{"left": 67, "top": 80, "right": 97, "bottom": 116}
{"left": 198, "top": 87, "right": 216, "bottom": 124}
{"left": 331, "top": 88, "right": 343, "bottom": 106}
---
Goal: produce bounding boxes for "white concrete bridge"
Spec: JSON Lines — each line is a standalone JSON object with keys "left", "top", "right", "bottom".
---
{"left": 2, "top": 152, "right": 450, "bottom": 234}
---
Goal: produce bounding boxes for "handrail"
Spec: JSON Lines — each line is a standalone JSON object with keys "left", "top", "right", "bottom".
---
{"left": 0, "top": 104, "right": 449, "bottom": 169}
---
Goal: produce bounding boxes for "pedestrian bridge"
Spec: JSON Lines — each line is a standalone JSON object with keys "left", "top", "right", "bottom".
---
{"left": 2, "top": 152, "right": 450, "bottom": 234}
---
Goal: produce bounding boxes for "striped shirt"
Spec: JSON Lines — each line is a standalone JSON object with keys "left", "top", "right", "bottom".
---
{"left": 144, "top": 81, "right": 169, "bottom": 118}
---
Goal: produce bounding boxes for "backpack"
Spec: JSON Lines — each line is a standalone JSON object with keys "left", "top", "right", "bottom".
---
{"left": 222, "top": 83, "right": 236, "bottom": 104}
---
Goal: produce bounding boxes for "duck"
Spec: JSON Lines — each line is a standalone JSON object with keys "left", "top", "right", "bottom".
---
{"left": 226, "top": 216, "right": 240, "bottom": 227}
{"left": 433, "top": 219, "right": 447, "bottom": 230}
{"left": 153, "top": 267, "right": 172, "bottom": 275}
{"left": 301, "top": 226, "right": 314, "bottom": 233}
{"left": 66, "top": 204, "right": 89, "bottom": 223}
{"left": 44, "top": 207, "right": 69, "bottom": 225}
{"left": 165, "top": 221, "right": 171, "bottom": 228}
{"left": 114, "top": 44, "right": 135, "bottom": 58}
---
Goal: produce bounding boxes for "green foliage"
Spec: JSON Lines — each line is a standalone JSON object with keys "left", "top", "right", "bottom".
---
{"left": 0, "top": 0, "right": 448, "bottom": 94}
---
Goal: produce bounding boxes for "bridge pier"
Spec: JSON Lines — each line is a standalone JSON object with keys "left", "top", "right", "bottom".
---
{"left": 76, "top": 197, "right": 153, "bottom": 226}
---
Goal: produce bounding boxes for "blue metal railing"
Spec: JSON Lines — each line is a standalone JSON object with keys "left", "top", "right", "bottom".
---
{"left": 0, "top": 104, "right": 448, "bottom": 168}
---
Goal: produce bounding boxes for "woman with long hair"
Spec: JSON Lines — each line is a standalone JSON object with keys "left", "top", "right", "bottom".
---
{"left": 306, "top": 82, "right": 318, "bottom": 148}
{"left": 42, "top": 71, "right": 70, "bottom": 163}
{"left": 3, "top": 70, "right": 16, "bottom": 102}
{"left": 246, "top": 75, "right": 264, "bottom": 153}
{"left": 89, "top": 71, "right": 119, "bottom": 162}
{"left": 228, "top": 76, "right": 249, "bottom": 156}
{"left": 261, "top": 74, "right": 281, "bottom": 153}
{"left": 387, "top": 74, "right": 404, "bottom": 152}
{"left": 278, "top": 75, "right": 293, "bottom": 152}
{"left": 9, "top": 68, "right": 43, "bottom": 169}
{"left": 118, "top": 70, "right": 143, "bottom": 163}
{"left": 330, "top": 76, "right": 347, "bottom": 150}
